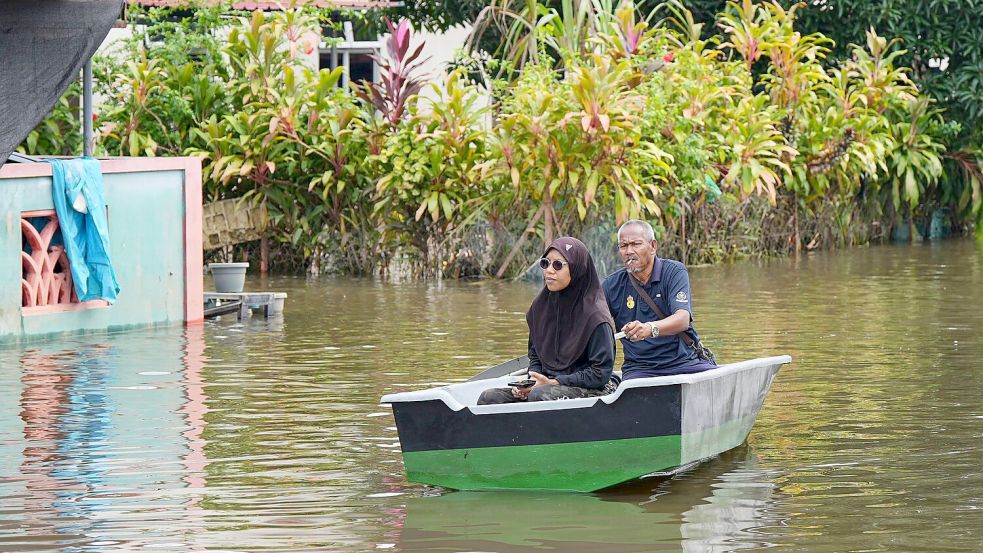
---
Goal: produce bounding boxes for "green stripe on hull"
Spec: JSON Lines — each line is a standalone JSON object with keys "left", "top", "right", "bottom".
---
{"left": 403, "top": 435, "right": 682, "bottom": 492}
{"left": 402, "top": 415, "right": 763, "bottom": 492}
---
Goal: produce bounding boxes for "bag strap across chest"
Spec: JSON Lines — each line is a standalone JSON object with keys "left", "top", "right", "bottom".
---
{"left": 627, "top": 274, "right": 697, "bottom": 348}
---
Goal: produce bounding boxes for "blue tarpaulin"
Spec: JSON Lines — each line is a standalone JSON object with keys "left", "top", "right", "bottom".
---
{"left": 48, "top": 158, "right": 120, "bottom": 304}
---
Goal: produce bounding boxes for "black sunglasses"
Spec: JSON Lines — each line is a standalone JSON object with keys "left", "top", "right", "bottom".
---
{"left": 539, "top": 258, "right": 569, "bottom": 271}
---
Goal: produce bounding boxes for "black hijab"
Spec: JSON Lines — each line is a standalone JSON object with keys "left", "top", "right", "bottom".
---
{"left": 526, "top": 237, "right": 614, "bottom": 370}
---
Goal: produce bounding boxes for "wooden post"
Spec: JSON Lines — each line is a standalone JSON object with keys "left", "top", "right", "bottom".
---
{"left": 260, "top": 236, "right": 269, "bottom": 274}
{"left": 793, "top": 201, "right": 801, "bottom": 255}
{"left": 681, "top": 210, "right": 687, "bottom": 265}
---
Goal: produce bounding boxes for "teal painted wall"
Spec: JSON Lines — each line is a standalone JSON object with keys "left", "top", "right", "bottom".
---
{"left": 1, "top": 169, "right": 188, "bottom": 343}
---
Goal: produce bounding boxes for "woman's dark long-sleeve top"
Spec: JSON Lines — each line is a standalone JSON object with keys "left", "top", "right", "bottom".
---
{"left": 527, "top": 323, "right": 614, "bottom": 389}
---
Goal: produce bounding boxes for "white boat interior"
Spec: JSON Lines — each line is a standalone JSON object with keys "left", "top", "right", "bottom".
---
{"left": 382, "top": 355, "right": 792, "bottom": 416}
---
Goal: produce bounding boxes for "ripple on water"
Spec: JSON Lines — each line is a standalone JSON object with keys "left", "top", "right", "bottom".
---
{"left": 3, "top": 243, "right": 983, "bottom": 551}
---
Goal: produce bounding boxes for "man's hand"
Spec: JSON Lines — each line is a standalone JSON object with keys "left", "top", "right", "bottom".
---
{"left": 622, "top": 320, "right": 654, "bottom": 342}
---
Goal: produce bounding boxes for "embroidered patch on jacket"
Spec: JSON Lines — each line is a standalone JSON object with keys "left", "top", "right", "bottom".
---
{"left": 626, "top": 295, "right": 635, "bottom": 309}
{"left": 675, "top": 291, "right": 689, "bottom": 303}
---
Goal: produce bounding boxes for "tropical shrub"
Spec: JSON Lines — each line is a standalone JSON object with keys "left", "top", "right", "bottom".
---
{"left": 17, "top": 1, "right": 974, "bottom": 277}
{"left": 679, "top": 0, "right": 983, "bottom": 145}
{"left": 373, "top": 69, "right": 494, "bottom": 272}
{"left": 96, "top": 5, "right": 231, "bottom": 158}
{"left": 355, "top": 18, "right": 429, "bottom": 130}
{"left": 488, "top": 55, "right": 669, "bottom": 276}
{"left": 673, "top": 0, "right": 983, "bottom": 238}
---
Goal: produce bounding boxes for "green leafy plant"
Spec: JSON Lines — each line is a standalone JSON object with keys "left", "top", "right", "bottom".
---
{"left": 99, "top": 54, "right": 171, "bottom": 156}
{"left": 722, "top": 94, "right": 795, "bottom": 203}
{"left": 489, "top": 54, "right": 668, "bottom": 276}
{"left": 885, "top": 97, "right": 946, "bottom": 214}
{"left": 373, "top": 69, "right": 494, "bottom": 271}
{"left": 17, "top": 82, "right": 83, "bottom": 156}
{"left": 96, "top": 5, "right": 231, "bottom": 158}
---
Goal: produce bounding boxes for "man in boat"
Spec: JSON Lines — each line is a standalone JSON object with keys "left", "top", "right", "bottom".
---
{"left": 602, "top": 220, "right": 716, "bottom": 379}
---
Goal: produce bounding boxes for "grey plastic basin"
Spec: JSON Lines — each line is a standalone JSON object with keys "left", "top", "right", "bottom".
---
{"left": 209, "top": 262, "right": 249, "bottom": 293}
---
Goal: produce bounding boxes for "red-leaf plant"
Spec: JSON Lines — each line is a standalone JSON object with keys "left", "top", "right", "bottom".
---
{"left": 355, "top": 18, "right": 429, "bottom": 130}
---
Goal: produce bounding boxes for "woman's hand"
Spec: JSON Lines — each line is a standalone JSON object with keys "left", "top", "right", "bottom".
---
{"left": 528, "top": 371, "right": 559, "bottom": 386}
{"left": 513, "top": 371, "right": 558, "bottom": 399}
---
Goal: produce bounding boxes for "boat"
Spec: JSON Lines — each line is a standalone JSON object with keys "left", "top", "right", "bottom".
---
{"left": 381, "top": 355, "right": 790, "bottom": 492}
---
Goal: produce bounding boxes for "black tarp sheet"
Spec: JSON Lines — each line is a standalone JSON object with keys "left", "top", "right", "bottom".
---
{"left": 1, "top": 0, "right": 123, "bottom": 168}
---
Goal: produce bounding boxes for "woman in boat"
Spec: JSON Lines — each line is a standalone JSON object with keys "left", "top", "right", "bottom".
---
{"left": 477, "top": 237, "right": 619, "bottom": 404}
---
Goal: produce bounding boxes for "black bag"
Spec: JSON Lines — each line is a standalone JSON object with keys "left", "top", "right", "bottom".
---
{"left": 627, "top": 275, "right": 716, "bottom": 365}
{"left": 690, "top": 340, "right": 717, "bottom": 365}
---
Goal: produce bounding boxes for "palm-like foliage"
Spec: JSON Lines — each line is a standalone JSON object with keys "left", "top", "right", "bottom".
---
{"left": 723, "top": 95, "right": 795, "bottom": 203}
{"left": 466, "top": 0, "right": 548, "bottom": 74}
{"left": 850, "top": 29, "right": 917, "bottom": 113}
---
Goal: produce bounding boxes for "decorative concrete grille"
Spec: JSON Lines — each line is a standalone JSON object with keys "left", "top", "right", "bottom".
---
{"left": 20, "top": 211, "right": 78, "bottom": 308}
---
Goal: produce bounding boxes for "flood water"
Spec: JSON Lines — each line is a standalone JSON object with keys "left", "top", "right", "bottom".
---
{"left": 2, "top": 239, "right": 982, "bottom": 552}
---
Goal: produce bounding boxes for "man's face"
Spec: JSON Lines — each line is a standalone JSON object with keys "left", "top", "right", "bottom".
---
{"left": 618, "top": 225, "right": 657, "bottom": 275}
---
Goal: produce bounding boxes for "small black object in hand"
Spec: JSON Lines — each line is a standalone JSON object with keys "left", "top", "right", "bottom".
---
{"left": 508, "top": 379, "right": 536, "bottom": 388}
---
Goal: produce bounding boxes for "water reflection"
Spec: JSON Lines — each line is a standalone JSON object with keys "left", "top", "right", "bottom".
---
{"left": 1, "top": 328, "right": 209, "bottom": 551}
{"left": 20, "top": 345, "right": 115, "bottom": 550}
{"left": 396, "top": 447, "right": 781, "bottom": 552}
{"left": 400, "top": 491, "right": 667, "bottom": 552}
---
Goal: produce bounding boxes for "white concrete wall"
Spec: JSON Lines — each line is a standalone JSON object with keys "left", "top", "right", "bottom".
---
{"left": 416, "top": 24, "right": 471, "bottom": 81}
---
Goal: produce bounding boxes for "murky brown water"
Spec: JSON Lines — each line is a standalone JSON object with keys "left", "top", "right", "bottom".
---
{"left": 2, "top": 239, "right": 982, "bottom": 552}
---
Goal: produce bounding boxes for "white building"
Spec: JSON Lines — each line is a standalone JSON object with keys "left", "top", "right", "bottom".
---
{"left": 112, "top": 0, "right": 469, "bottom": 91}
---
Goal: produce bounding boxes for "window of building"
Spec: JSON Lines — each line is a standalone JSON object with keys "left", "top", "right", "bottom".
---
{"left": 20, "top": 210, "right": 107, "bottom": 314}
{"left": 318, "top": 20, "right": 381, "bottom": 91}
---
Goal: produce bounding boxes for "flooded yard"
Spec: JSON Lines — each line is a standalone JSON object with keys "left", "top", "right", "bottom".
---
{"left": 2, "top": 239, "right": 982, "bottom": 552}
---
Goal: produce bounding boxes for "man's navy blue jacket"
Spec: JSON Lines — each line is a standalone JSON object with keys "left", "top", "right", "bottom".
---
{"left": 602, "top": 257, "right": 707, "bottom": 377}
